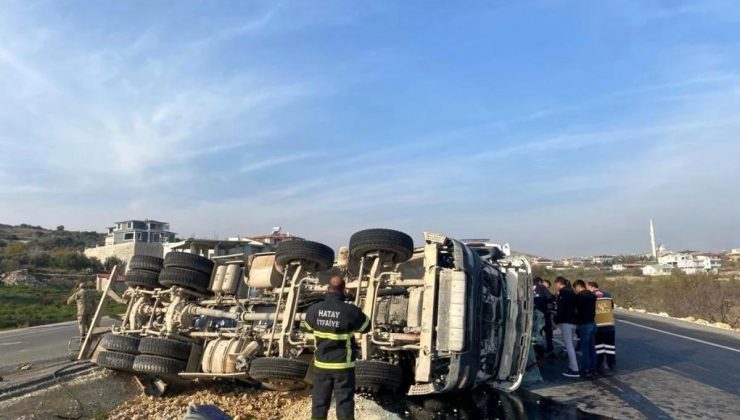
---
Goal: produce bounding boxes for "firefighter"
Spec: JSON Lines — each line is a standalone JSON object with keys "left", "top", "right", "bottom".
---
{"left": 303, "top": 276, "right": 371, "bottom": 420}
{"left": 66, "top": 282, "right": 96, "bottom": 336}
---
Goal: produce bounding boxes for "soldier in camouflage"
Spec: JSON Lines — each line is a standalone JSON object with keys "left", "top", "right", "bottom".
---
{"left": 67, "top": 283, "right": 96, "bottom": 336}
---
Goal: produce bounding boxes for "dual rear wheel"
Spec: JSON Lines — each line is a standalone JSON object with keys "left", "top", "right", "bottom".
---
{"left": 97, "top": 334, "right": 191, "bottom": 379}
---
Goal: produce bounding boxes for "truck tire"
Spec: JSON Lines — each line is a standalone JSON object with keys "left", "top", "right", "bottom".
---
{"left": 355, "top": 360, "right": 403, "bottom": 393}
{"left": 349, "top": 229, "right": 414, "bottom": 264}
{"left": 96, "top": 351, "right": 136, "bottom": 372}
{"left": 138, "top": 337, "right": 192, "bottom": 361}
{"left": 248, "top": 357, "right": 309, "bottom": 391}
{"left": 275, "top": 240, "right": 335, "bottom": 272}
{"left": 128, "top": 255, "right": 164, "bottom": 273}
{"left": 158, "top": 267, "right": 211, "bottom": 293}
{"left": 163, "top": 252, "right": 214, "bottom": 276}
{"left": 102, "top": 334, "right": 141, "bottom": 354}
{"left": 125, "top": 269, "right": 161, "bottom": 289}
{"left": 132, "top": 354, "right": 186, "bottom": 377}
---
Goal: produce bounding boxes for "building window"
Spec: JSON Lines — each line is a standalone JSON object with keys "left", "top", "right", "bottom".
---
{"left": 128, "top": 222, "right": 132, "bottom": 228}
{"left": 124, "top": 233, "right": 134, "bottom": 240}
{"left": 136, "top": 233, "right": 142, "bottom": 240}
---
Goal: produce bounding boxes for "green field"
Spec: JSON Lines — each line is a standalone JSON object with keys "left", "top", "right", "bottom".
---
{"left": 0, "top": 285, "right": 127, "bottom": 330}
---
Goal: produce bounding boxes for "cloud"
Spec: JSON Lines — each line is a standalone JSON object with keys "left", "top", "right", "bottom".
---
{"left": 0, "top": 1, "right": 738, "bottom": 258}
{"left": 240, "top": 153, "right": 321, "bottom": 173}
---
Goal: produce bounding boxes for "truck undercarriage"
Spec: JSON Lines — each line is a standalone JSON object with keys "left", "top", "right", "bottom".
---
{"left": 92, "top": 229, "right": 533, "bottom": 396}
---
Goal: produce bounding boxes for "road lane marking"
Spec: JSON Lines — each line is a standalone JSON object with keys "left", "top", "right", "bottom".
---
{"left": 618, "top": 319, "right": 740, "bottom": 354}
{"left": 0, "top": 324, "right": 76, "bottom": 339}
{"left": 0, "top": 341, "right": 23, "bottom": 346}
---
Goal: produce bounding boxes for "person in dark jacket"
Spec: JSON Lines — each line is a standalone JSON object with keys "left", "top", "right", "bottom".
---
{"left": 304, "top": 276, "right": 371, "bottom": 420}
{"left": 533, "top": 277, "right": 554, "bottom": 354}
{"left": 574, "top": 279, "right": 597, "bottom": 378}
{"left": 553, "top": 276, "right": 579, "bottom": 377}
{"left": 588, "top": 281, "right": 616, "bottom": 371}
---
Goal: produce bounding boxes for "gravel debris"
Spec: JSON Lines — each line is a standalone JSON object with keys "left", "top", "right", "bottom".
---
{"left": 108, "top": 382, "right": 402, "bottom": 420}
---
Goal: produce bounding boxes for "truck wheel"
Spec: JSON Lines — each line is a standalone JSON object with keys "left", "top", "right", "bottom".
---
{"left": 96, "top": 351, "right": 136, "bottom": 372}
{"left": 138, "top": 337, "right": 192, "bottom": 361}
{"left": 355, "top": 360, "right": 403, "bottom": 393}
{"left": 248, "top": 357, "right": 309, "bottom": 391}
{"left": 102, "top": 334, "right": 141, "bottom": 354}
{"left": 349, "top": 229, "right": 414, "bottom": 264}
{"left": 275, "top": 240, "right": 335, "bottom": 272}
{"left": 164, "top": 252, "right": 214, "bottom": 276}
{"left": 125, "top": 269, "right": 161, "bottom": 290}
{"left": 132, "top": 354, "right": 186, "bottom": 377}
{"left": 158, "top": 267, "right": 211, "bottom": 293}
{"left": 128, "top": 255, "right": 164, "bottom": 273}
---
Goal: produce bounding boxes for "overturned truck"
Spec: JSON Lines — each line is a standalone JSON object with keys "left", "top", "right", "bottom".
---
{"left": 93, "top": 229, "right": 533, "bottom": 395}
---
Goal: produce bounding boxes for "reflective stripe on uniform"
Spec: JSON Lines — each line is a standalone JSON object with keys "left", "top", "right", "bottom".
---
{"left": 356, "top": 316, "right": 370, "bottom": 332}
{"left": 346, "top": 334, "right": 352, "bottom": 365}
{"left": 313, "top": 359, "right": 356, "bottom": 369}
{"left": 313, "top": 331, "right": 352, "bottom": 340}
{"left": 303, "top": 321, "right": 314, "bottom": 331}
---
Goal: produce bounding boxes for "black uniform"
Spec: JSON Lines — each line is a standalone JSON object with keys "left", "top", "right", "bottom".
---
{"left": 304, "top": 292, "right": 370, "bottom": 420}
{"left": 533, "top": 284, "right": 555, "bottom": 352}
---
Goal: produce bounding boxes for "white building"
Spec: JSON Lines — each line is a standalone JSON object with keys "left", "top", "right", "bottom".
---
{"left": 642, "top": 264, "right": 672, "bottom": 276}
{"left": 163, "top": 237, "right": 265, "bottom": 259}
{"left": 105, "top": 219, "right": 176, "bottom": 245}
{"left": 657, "top": 253, "right": 720, "bottom": 275}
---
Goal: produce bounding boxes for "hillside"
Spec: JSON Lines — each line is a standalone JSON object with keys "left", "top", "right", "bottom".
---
{"left": 0, "top": 223, "right": 108, "bottom": 277}
{"left": 0, "top": 223, "right": 104, "bottom": 249}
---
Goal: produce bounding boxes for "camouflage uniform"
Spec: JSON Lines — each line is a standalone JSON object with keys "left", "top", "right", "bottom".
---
{"left": 67, "top": 286, "right": 96, "bottom": 336}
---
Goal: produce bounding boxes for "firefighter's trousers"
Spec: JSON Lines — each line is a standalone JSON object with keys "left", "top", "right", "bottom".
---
{"left": 311, "top": 367, "right": 355, "bottom": 420}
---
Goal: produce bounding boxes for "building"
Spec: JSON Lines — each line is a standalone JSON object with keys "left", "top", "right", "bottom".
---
{"left": 163, "top": 237, "right": 266, "bottom": 259}
{"left": 85, "top": 219, "right": 175, "bottom": 268}
{"left": 727, "top": 248, "right": 740, "bottom": 262}
{"left": 657, "top": 253, "right": 721, "bottom": 275}
{"left": 642, "top": 264, "right": 672, "bottom": 276}
{"left": 592, "top": 255, "right": 614, "bottom": 265}
{"left": 95, "top": 273, "right": 127, "bottom": 293}
{"left": 532, "top": 258, "right": 555, "bottom": 269}
{"left": 105, "top": 219, "right": 176, "bottom": 245}
{"left": 249, "top": 227, "right": 303, "bottom": 248}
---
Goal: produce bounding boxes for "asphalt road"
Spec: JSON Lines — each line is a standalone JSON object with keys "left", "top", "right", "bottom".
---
{"left": 0, "top": 318, "right": 116, "bottom": 372}
{"left": 531, "top": 309, "right": 740, "bottom": 419}
{"left": 1, "top": 312, "right": 738, "bottom": 419}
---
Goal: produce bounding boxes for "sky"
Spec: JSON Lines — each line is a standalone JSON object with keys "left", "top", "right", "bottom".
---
{"left": 1, "top": 0, "right": 739, "bottom": 257}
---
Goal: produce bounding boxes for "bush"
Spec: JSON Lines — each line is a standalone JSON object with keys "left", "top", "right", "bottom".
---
{"left": 0, "top": 284, "right": 126, "bottom": 329}
{"left": 103, "top": 256, "right": 126, "bottom": 272}
{"left": 602, "top": 274, "right": 740, "bottom": 328}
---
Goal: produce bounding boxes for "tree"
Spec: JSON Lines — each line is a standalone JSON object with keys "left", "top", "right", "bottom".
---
{"left": 103, "top": 256, "right": 126, "bottom": 273}
{"left": 56, "top": 225, "right": 65, "bottom": 232}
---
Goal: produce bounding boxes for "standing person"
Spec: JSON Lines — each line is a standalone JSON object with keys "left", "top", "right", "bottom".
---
{"left": 533, "top": 278, "right": 554, "bottom": 355}
{"left": 304, "top": 276, "right": 371, "bottom": 420}
{"left": 574, "top": 280, "right": 597, "bottom": 378}
{"left": 588, "top": 281, "right": 616, "bottom": 372}
{"left": 66, "top": 282, "right": 96, "bottom": 336}
{"left": 553, "top": 277, "right": 579, "bottom": 378}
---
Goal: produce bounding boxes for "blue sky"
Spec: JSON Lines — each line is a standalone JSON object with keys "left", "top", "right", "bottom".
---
{"left": 1, "top": 0, "right": 739, "bottom": 257}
